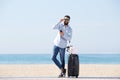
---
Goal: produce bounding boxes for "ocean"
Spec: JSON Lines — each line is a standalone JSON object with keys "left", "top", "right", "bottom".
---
{"left": 0, "top": 54, "right": 120, "bottom": 64}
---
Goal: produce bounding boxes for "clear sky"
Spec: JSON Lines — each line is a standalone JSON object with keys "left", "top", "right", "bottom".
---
{"left": 0, "top": 0, "right": 120, "bottom": 54}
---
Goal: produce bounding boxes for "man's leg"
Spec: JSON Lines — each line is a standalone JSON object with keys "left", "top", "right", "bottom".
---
{"left": 59, "top": 48, "right": 65, "bottom": 69}
{"left": 59, "top": 48, "right": 66, "bottom": 77}
{"left": 52, "top": 46, "right": 62, "bottom": 69}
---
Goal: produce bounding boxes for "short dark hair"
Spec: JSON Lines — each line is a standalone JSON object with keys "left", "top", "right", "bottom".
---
{"left": 64, "top": 15, "right": 70, "bottom": 19}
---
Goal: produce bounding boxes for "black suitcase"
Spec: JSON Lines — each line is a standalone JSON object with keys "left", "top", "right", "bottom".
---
{"left": 68, "top": 54, "right": 79, "bottom": 78}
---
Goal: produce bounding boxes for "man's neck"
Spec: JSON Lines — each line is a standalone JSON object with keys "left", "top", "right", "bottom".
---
{"left": 64, "top": 24, "right": 68, "bottom": 27}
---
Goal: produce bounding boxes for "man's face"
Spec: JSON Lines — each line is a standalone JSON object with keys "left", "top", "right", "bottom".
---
{"left": 64, "top": 17, "right": 70, "bottom": 25}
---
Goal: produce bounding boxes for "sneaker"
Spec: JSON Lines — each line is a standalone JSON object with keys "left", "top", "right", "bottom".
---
{"left": 58, "top": 68, "right": 66, "bottom": 78}
{"left": 58, "top": 73, "right": 65, "bottom": 78}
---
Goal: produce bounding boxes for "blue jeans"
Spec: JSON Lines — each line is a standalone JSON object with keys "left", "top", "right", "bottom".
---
{"left": 52, "top": 45, "right": 65, "bottom": 69}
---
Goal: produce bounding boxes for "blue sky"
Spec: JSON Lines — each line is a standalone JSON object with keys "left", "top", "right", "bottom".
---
{"left": 0, "top": 0, "right": 120, "bottom": 54}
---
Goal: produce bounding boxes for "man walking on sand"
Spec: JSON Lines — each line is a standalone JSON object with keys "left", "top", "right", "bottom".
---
{"left": 52, "top": 15, "right": 72, "bottom": 78}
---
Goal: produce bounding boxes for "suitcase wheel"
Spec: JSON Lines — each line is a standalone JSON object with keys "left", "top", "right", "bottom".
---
{"left": 76, "top": 76, "right": 78, "bottom": 78}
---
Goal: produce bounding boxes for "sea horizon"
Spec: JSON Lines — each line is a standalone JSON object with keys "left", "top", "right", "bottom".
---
{"left": 0, "top": 53, "right": 120, "bottom": 64}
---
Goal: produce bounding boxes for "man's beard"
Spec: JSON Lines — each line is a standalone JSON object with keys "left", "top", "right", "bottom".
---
{"left": 64, "top": 22, "right": 69, "bottom": 25}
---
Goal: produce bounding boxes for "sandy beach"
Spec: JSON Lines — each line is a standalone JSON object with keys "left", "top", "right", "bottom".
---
{"left": 0, "top": 64, "right": 120, "bottom": 78}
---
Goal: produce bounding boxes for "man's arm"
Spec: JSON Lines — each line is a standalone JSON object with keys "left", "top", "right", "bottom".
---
{"left": 53, "top": 19, "right": 64, "bottom": 30}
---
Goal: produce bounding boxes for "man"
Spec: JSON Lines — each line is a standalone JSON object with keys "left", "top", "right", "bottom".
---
{"left": 52, "top": 15, "right": 72, "bottom": 77}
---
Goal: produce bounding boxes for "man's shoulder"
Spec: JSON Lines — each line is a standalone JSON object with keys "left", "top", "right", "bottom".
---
{"left": 60, "top": 23, "right": 64, "bottom": 26}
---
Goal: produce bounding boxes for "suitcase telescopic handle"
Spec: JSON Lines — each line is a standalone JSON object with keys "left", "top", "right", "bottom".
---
{"left": 68, "top": 41, "right": 71, "bottom": 46}
{"left": 67, "top": 41, "right": 73, "bottom": 54}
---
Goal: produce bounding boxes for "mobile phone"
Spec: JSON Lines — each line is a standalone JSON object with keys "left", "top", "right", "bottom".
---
{"left": 60, "top": 30, "right": 62, "bottom": 32}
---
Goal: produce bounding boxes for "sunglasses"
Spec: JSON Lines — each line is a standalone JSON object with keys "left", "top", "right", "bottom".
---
{"left": 64, "top": 19, "right": 70, "bottom": 21}
{"left": 64, "top": 17, "right": 70, "bottom": 21}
